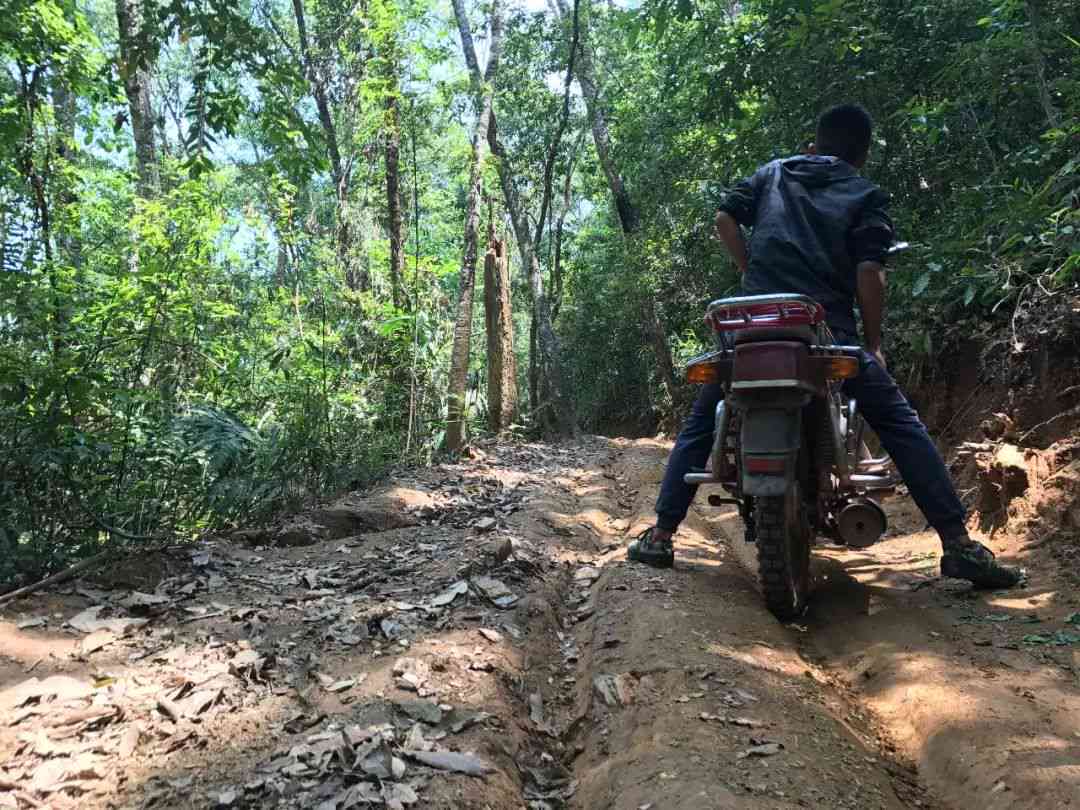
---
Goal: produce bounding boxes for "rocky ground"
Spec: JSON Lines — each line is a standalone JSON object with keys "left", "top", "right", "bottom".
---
{"left": 1, "top": 432, "right": 1079, "bottom": 810}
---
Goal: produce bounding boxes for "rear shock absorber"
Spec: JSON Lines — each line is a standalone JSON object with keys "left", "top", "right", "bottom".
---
{"left": 730, "top": 409, "right": 756, "bottom": 542}
{"left": 740, "top": 496, "right": 756, "bottom": 543}
{"left": 817, "top": 400, "right": 835, "bottom": 469}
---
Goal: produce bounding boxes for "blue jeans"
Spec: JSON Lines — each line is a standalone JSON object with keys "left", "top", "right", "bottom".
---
{"left": 655, "top": 352, "right": 966, "bottom": 542}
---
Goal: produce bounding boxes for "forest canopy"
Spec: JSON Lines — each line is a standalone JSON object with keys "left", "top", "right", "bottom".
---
{"left": 1, "top": 0, "right": 1077, "bottom": 581}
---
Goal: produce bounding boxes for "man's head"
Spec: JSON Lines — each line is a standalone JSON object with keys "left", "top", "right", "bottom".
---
{"left": 810, "top": 103, "right": 873, "bottom": 168}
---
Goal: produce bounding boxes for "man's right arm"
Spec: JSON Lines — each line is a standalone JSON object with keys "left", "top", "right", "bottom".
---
{"left": 714, "top": 211, "right": 748, "bottom": 273}
{"left": 713, "top": 171, "right": 761, "bottom": 273}
{"left": 857, "top": 262, "right": 887, "bottom": 368}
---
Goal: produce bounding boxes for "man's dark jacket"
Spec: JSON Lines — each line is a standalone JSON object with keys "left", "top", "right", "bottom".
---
{"left": 718, "top": 155, "right": 894, "bottom": 337}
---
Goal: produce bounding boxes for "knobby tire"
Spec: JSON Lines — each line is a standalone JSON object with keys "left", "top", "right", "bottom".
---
{"left": 755, "top": 491, "right": 810, "bottom": 620}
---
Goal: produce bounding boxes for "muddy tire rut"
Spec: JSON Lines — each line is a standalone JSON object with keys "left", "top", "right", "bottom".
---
{"left": 2, "top": 436, "right": 1078, "bottom": 809}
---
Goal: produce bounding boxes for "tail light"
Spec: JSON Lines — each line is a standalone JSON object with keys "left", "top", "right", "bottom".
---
{"left": 816, "top": 355, "right": 859, "bottom": 380}
{"left": 687, "top": 362, "right": 720, "bottom": 384}
{"left": 684, "top": 351, "right": 732, "bottom": 385}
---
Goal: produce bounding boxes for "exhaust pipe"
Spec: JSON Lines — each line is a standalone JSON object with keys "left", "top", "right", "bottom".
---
{"left": 837, "top": 498, "right": 887, "bottom": 548}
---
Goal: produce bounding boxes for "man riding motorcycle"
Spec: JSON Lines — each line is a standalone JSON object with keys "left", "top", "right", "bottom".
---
{"left": 629, "top": 103, "right": 1022, "bottom": 591}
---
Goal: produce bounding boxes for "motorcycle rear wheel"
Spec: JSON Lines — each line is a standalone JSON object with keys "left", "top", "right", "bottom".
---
{"left": 755, "top": 484, "right": 811, "bottom": 620}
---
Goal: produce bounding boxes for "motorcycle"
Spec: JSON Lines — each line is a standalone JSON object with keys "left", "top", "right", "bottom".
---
{"left": 683, "top": 247, "right": 908, "bottom": 619}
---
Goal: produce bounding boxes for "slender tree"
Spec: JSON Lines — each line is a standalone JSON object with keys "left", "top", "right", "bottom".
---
{"left": 486, "top": 115, "right": 574, "bottom": 435}
{"left": 551, "top": 0, "right": 679, "bottom": 406}
{"left": 445, "top": 0, "right": 504, "bottom": 451}
{"left": 290, "top": 0, "right": 361, "bottom": 287}
{"left": 383, "top": 44, "right": 406, "bottom": 309}
{"left": 551, "top": 0, "right": 636, "bottom": 234}
{"left": 115, "top": 0, "right": 159, "bottom": 196}
{"left": 483, "top": 216, "right": 517, "bottom": 431}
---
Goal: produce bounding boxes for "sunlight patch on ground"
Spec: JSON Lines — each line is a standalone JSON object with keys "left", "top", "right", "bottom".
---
{"left": 985, "top": 590, "right": 1058, "bottom": 610}
{"left": 0, "top": 623, "right": 78, "bottom": 666}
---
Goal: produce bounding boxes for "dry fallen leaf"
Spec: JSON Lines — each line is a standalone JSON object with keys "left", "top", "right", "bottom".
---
{"left": 118, "top": 592, "right": 171, "bottom": 612}
{"left": 406, "top": 749, "right": 494, "bottom": 776}
{"left": 118, "top": 725, "right": 140, "bottom": 757}
{"left": 477, "top": 628, "right": 502, "bottom": 643}
{"left": 1, "top": 675, "right": 93, "bottom": 712}
{"left": 79, "top": 629, "right": 117, "bottom": 656}
{"left": 156, "top": 695, "right": 182, "bottom": 723}
{"left": 67, "top": 606, "right": 147, "bottom": 636}
{"left": 470, "top": 576, "right": 518, "bottom": 608}
{"left": 383, "top": 782, "right": 419, "bottom": 809}
{"left": 736, "top": 741, "right": 783, "bottom": 759}
{"left": 430, "top": 580, "right": 469, "bottom": 608}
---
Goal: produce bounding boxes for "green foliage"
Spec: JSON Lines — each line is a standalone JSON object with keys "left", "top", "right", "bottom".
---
{"left": 553, "top": 0, "right": 1079, "bottom": 415}
{"left": 2, "top": 0, "right": 1077, "bottom": 583}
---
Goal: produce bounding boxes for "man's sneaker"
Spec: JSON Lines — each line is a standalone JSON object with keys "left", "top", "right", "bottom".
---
{"left": 627, "top": 527, "right": 674, "bottom": 569}
{"left": 941, "top": 538, "right": 1023, "bottom": 589}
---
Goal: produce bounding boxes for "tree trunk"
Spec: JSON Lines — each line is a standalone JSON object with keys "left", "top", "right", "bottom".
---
{"left": 484, "top": 227, "right": 517, "bottom": 431}
{"left": 551, "top": 0, "right": 637, "bottom": 234}
{"left": 1024, "top": 0, "right": 1061, "bottom": 129}
{"left": 291, "top": 0, "right": 358, "bottom": 285}
{"left": 552, "top": 0, "right": 680, "bottom": 411}
{"left": 114, "top": 0, "right": 159, "bottom": 197}
{"left": 384, "top": 76, "right": 405, "bottom": 309}
{"left": 486, "top": 116, "right": 574, "bottom": 436}
{"left": 445, "top": 0, "right": 504, "bottom": 452}
{"left": 643, "top": 297, "right": 681, "bottom": 407}
{"left": 552, "top": 126, "right": 587, "bottom": 320}
{"left": 456, "top": 0, "right": 572, "bottom": 436}
{"left": 52, "top": 74, "right": 80, "bottom": 271}
{"left": 529, "top": 314, "right": 539, "bottom": 414}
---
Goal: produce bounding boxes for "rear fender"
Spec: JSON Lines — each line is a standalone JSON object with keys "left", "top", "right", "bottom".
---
{"left": 740, "top": 406, "right": 802, "bottom": 497}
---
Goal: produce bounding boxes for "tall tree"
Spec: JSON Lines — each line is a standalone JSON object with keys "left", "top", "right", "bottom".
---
{"left": 471, "top": 0, "right": 577, "bottom": 435}
{"left": 114, "top": 0, "right": 159, "bottom": 196}
{"left": 551, "top": 0, "right": 636, "bottom": 234}
{"left": 483, "top": 218, "right": 517, "bottom": 431}
{"left": 551, "top": 0, "right": 678, "bottom": 406}
{"left": 445, "top": 0, "right": 504, "bottom": 451}
{"left": 486, "top": 115, "right": 574, "bottom": 435}
{"left": 290, "top": 0, "right": 361, "bottom": 287}
{"left": 52, "top": 70, "right": 80, "bottom": 272}
{"left": 383, "top": 44, "right": 405, "bottom": 309}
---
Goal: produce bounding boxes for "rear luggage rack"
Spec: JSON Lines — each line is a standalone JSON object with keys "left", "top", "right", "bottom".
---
{"left": 706, "top": 294, "right": 826, "bottom": 332}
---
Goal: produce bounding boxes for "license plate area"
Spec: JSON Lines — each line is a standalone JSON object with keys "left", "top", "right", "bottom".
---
{"left": 731, "top": 341, "right": 819, "bottom": 393}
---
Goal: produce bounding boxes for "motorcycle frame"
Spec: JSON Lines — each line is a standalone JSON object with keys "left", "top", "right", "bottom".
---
{"left": 684, "top": 295, "right": 895, "bottom": 545}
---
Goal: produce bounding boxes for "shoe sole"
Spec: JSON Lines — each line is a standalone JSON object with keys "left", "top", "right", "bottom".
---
{"left": 941, "top": 558, "right": 1022, "bottom": 589}
{"left": 627, "top": 549, "right": 674, "bottom": 569}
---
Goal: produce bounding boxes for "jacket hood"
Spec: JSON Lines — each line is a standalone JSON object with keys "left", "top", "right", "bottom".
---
{"left": 780, "top": 155, "right": 857, "bottom": 188}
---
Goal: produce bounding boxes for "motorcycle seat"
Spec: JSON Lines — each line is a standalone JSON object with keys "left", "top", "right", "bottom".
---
{"left": 733, "top": 326, "right": 816, "bottom": 344}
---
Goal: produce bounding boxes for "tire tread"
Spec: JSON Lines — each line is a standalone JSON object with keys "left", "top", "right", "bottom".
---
{"left": 755, "top": 494, "right": 808, "bottom": 620}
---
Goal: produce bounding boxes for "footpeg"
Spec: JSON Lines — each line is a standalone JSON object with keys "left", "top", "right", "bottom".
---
{"left": 707, "top": 494, "right": 739, "bottom": 507}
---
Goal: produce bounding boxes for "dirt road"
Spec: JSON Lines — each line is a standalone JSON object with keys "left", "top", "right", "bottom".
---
{"left": 1, "top": 437, "right": 1078, "bottom": 809}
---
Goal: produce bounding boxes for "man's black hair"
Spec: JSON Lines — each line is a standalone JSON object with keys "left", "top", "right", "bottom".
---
{"left": 816, "top": 104, "right": 873, "bottom": 165}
